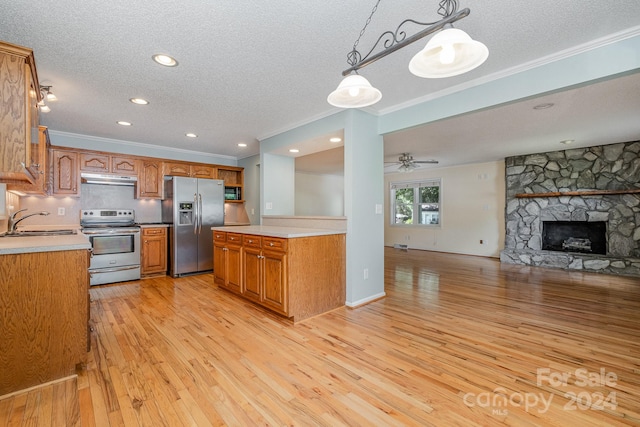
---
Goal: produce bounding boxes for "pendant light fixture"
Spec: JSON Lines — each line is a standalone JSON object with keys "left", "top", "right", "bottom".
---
{"left": 328, "top": 0, "right": 488, "bottom": 109}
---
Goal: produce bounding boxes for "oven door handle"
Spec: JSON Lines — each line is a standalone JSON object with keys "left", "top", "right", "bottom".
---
{"left": 82, "top": 229, "right": 140, "bottom": 235}
{"left": 88, "top": 265, "right": 140, "bottom": 276}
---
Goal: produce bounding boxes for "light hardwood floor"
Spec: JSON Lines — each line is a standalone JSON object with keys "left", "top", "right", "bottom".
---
{"left": 1, "top": 248, "right": 639, "bottom": 426}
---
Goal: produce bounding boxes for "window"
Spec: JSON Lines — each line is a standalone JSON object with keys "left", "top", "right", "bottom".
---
{"left": 390, "top": 179, "right": 441, "bottom": 225}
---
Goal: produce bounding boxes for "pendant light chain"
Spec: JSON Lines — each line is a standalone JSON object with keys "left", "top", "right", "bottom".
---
{"left": 347, "top": 0, "right": 382, "bottom": 68}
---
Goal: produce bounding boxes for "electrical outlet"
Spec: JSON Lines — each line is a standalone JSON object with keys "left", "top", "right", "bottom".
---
{"left": 58, "top": 207, "right": 65, "bottom": 216}
{"left": 363, "top": 268, "right": 369, "bottom": 280}
{"left": 480, "top": 239, "right": 484, "bottom": 244}
{"left": 266, "top": 202, "right": 273, "bottom": 210}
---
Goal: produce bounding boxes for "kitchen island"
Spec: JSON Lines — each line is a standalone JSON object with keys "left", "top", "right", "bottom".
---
{"left": 0, "top": 233, "right": 91, "bottom": 396}
{"left": 212, "top": 225, "right": 346, "bottom": 322}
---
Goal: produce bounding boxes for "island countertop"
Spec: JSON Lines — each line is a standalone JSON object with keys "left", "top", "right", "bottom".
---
{"left": 211, "top": 225, "right": 345, "bottom": 238}
{"left": 0, "top": 233, "right": 91, "bottom": 255}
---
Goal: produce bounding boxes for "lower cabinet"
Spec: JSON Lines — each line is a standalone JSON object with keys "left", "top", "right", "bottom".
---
{"left": 213, "top": 230, "right": 345, "bottom": 321}
{"left": 213, "top": 231, "right": 242, "bottom": 293}
{"left": 141, "top": 227, "right": 167, "bottom": 277}
{"left": 0, "top": 249, "right": 89, "bottom": 396}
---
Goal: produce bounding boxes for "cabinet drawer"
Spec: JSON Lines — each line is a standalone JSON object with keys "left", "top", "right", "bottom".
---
{"left": 143, "top": 227, "right": 166, "bottom": 236}
{"left": 243, "top": 235, "right": 261, "bottom": 248}
{"left": 226, "top": 233, "right": 243, "bottom": 245}
{"left": 213, "top": 231, "right": 226, "bottom": 241}
{"left": 262, "top": 237, "right": 287, "bottom": 252}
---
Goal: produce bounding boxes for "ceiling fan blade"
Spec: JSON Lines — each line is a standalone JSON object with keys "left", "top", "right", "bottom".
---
{"left": 413, "top": 160, "right": 439, "bottom": 164}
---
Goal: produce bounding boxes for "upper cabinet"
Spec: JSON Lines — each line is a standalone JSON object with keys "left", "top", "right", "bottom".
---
{"left": 138, "top": 159, "right": 162, "bottom": 199}
{"left": 80, "top": 152, "right": 139, "bottom": 175}
{"left": 0, "top": 41, "right": 41, "bottom": 184}
{"left": 51, "top": 148, "right": 79, "bottom": 196}
{"left": 218, "top": 166, "right": 244, "bottom": 202}
{"left": 163, "top": 161, "right": 214, "bottom": 179}
{"left": 7, "top": 126, "right": 50, "bottom": 195}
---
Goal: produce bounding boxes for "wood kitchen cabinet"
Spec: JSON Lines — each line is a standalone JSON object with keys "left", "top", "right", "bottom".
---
{"left": 138, "top": 159, "right": 163, "bottom": 198}
{"left": 163, "top": 161, "right": 215, "bottom": 179}
{"left": 80, "top": 152, "right": 139, "bottom": 175}
{"left": 51, "top": 148, "right": 80, "bottom": 196}
{"left": 217, "top": 166, "right": 244, "bottom": 202}
{"left": 0, "top": 249, "right": 89, "bottom": 396}
{"left": 213, "top": 231, "right": 242, "bottom": 294}
{"left": 7, "top": 126, "right": 50, "bottom": 195}
{"left": 214, "top": 230, "right": 345, "bottom": 321}
{"left": 242, "top": 235, "right": 288, "bottom": 314}
{"left": 141, "top": 227, "right": 167, "bottom": 277}
{"left": 0, "top": 41, "right": 41, "bottom": 184}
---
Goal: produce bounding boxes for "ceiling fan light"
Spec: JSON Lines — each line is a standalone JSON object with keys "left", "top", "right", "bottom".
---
{"left": 409, "top": 28, "right": 488, "bottom": 78}
{"left": 327, "top": 74, "right": 382, "bottom": 108}
{"left": 46, "top": 91, "right": 57, "bottom": 102}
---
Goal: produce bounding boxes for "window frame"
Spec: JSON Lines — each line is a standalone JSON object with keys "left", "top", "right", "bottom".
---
{"left": 389, "top": 178, "right": 442, "bottom": 227}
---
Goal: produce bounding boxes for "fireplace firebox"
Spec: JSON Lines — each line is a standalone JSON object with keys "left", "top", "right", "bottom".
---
{"left": 542, "top": 221, "right": 607, "bottom": 255}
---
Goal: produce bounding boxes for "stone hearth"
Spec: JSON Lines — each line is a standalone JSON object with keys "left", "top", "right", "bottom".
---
{"left": 500, "top": 141, "right": 640, "bottom": 277}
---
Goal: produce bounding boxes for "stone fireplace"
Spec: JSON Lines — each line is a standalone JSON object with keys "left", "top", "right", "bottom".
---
{"left": 500, "top": 140, "right": 640, "bottom": 277}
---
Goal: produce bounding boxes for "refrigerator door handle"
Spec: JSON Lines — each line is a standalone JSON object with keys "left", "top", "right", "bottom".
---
{"left": 198, "top": 193, "right": 203, "bottom": 234}
{"left": 193, "top": 193, "right": 198, "bottom": 235}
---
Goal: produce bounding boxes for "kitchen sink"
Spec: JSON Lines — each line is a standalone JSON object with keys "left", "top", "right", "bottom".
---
{"left": 0, "top": 229, "right": 78, "bottom": 237}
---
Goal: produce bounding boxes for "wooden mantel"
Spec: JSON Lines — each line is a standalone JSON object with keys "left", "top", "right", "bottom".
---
{"left": 515, "top": 189, "right": 640, "bottom": 198}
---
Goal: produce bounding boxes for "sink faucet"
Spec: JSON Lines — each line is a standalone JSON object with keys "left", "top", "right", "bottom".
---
{"left": 8, "top": 209, "right": 50, "bottom": 233}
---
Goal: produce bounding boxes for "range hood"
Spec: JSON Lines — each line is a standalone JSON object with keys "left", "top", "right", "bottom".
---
{"left": 81, "top": 173, "right": 138, "bottom": 186}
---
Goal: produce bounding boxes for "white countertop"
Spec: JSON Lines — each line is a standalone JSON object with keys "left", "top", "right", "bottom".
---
{"left": 211, "top": 225, "right": 345, "bottom": 238}
{"left": 0, "top": 233, "right": 91, "bottom": 255}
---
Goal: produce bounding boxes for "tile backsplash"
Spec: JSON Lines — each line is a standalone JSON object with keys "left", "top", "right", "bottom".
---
{"left": 16, "top": 183, "right": 162, "bottom": 227}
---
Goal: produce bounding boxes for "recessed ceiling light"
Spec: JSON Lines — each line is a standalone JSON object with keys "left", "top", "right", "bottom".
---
{"left": 117, "top": 121, "right": 132, "bottom": 126}
{"left": 560, "top": 139, "right": 575, "bottom": 145}
{"left": 186, "top": 133, "right": 197, "bottom": 138}
{"left": 329, "top": 137, "right": 342, "bottom": 143}
{"left": 289, "top": 149, "right": 299, "bottom": 153}
{"left": 152, "top": 54, "right": 178, "bottom": 67}
{"left": 130, "top": 98, "right": 149, "bottom": 105}
{"left": 533, "top": 103, "right": 554, "bottom": 110}
{"left": 238, "top": 143, "right": 247, "bottom": 147}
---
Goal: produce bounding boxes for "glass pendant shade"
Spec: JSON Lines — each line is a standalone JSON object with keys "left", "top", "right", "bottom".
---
{"left": 409, "top": 27, "right": 488, "bottom": 78}
{"left": 327, "top": 74, "right": 382, "bottom": 108}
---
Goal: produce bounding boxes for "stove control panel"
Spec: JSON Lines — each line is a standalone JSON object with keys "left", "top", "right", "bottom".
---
{"left": 81, "top": 209, "right": 135, "bottom": 223}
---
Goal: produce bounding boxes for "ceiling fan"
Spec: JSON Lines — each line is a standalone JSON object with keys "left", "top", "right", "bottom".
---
{"left": 385, "top": 153, "right": 439, "bottom": 172}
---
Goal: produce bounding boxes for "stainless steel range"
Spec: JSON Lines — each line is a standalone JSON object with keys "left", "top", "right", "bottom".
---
{"left": 81, "top": 209, "right": 141, "bottom": 286}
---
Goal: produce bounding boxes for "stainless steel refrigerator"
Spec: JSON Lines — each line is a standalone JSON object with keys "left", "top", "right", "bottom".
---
{"left": 162, "top": 176, "right": 224, "bottom": 277}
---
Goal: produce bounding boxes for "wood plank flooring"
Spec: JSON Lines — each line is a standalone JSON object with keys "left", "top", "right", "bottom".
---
{"left": 1, "top": 247, "right": 639, "bottom": 426}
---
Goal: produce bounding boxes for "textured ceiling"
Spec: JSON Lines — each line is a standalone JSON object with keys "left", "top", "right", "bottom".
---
{"left": 1, "top": 0, "right": 639, "bottom": 168}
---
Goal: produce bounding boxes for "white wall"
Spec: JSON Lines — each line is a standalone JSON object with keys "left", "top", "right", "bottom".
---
{"left": 384, "top": 160, "right": 505, "bottom": 258}
{"left": 295, "top": 172, "right": 344, "bottom": 216}
{"left": 238, "top": 154, "right": 260, "bottom": 225}
{"left": 261, "top": 153, "right": 295, "bottom": 216}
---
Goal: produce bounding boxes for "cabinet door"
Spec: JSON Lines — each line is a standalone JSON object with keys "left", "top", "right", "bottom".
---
{"left": 111, "top": 156, "right": 139, "bottom": 175}
{"left": 138, "top": 160, "right": 162, "bottom": 198}
{"left": 141, "top": 228, "right": 166, "bottom": 275}
{"left": 162, "top": 162, "right": 190, "bottom": 177}
{"left": 79, "top": 152, "right": 109, "bottom": 172}
{"left": 213, "top": 240, "right": 227, "bottom": 287}
{"left": 226, "top": 244, "right": 243, "bottom": 294}
{"left": 0, "top": 48, "right": 36, "bottom": 183}
{"left": 25, "top": 62, "right": 40, "bottom": 180}
{"left": 242, "top": 246, "right": 262, "bottom": 301}
{"left": 52, "top": 149, "right": 79, "bottom": 195}
{"left": 262, "top": 249, "right": 287, "bottom": 315}
{"left": 7, "top": 126, "right": 48, "bottom": 195}
{"left": 191, "top": 164, "right": 214, "bottom": 179}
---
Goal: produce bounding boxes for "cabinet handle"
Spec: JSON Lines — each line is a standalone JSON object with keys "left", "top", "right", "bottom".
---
{"left": 269, "top": 242, "right": 274, "bottom": 246}
{"left": 248, "top": 239, "right": 253, "bottom": 243}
